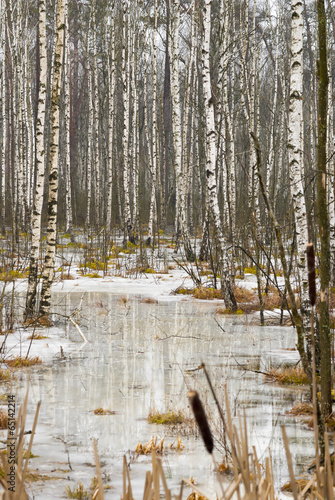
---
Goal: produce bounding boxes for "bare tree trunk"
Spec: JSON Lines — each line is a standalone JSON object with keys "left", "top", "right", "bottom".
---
{"left": 39, "top": 0, "right": 65, "bottom": 318}
{"left": 316, "top": 0, "right": 331, "bottom": 421}
{"left": 106, "top": 4, "right": 115, "bottom": 234}
{"left": 170, "top": 0, "right": 194, "bottom": 260}
{"left": 25, "top": 0, "right": 48, "bottom": 318}
{"left": 122, "top": 0, "right": 135, "bottom": 245}
{"left": 288, "top": 0, "right": 311, "bottom": 358}
{"left": 202, "top": 0, "right": 236, "bottom": 311}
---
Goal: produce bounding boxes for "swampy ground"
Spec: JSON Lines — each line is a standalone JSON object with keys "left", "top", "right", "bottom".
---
{"left": 0, "top": 238, "right": 317, "bottom": 498}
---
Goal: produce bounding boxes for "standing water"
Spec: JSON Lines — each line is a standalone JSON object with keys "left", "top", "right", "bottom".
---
{"left": 3, "top": 288, "right": 315, "bottom": 498}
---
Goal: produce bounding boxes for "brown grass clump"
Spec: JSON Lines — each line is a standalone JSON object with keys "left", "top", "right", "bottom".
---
{"left": 5, "top": 356, "right": 42, "bottom": 368}
{"left": 193, "top": 287, "right": 222, "bottom": 300}
{"left": 93, "top": 408, "right": 116, "bottom": 415}
{"left": 217, "top": 459, "right": 233, "bottom": 474}
{"left": 135, "top": 436, "right": 165, "bottom": 455}
{"left": 118, "top": 295, "right": 128, "bottom": 305}
{"left": 281, "top": 479, "right": 312, "bottom": 493}
{"left": 186, "top": 494, "right": 208, "bottom": 500}
{"left": 140, "top": 297, "right": 158, "bottom": 304}
{"left": 27, "top": 333, "right": 48, "bottom": 340}
{"left": 286, "top": 402, "right": 313, "bottom": 416}
{"left": 66, "top": 481, "right": 90, "bottom": 498}
{"left": 265, "top": 366, "right": 309, "bottom": 386}
{"left": 147, "top": 409, "right": 186, "bottom": 425}
{"left": 60, "top": 273, "right": 75, "bottom": 280}
{"left": 0, "top": 368, "right": 11, "bottom": 381}
{"left": 24, "top": 315, "right": 52, "bottom": 327}
{"left": 135, "top": 436, "right": 184, "bottom": 455}
{"left": 0, "top": 411, "right": 7, "bottom": 429}
{"left": 233, "top": 286, "right": 256, "bottom": 303}
{"left": 262, "top": 289, "right": 284, "bottom": 310}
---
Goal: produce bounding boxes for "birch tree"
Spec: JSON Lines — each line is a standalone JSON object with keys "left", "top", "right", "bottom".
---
{"left": 287, "top": 0, "right": 310, "bottom": 353}
{"left": 202, "top": 0, "right": 237, "bottom": 311}
{"left": 25, "top": 0, "right": 48, "bottom": 318}
{"left": 170, "top": 0, "right": 194, "bottom": 261}
{"left": 122, "top": 0, "right": 135, "bottom": 245}
{"left": 39, "top": 0, "right": 65, "bottom": 318}
{"left": 146, "top": 0, "right": 158, "bottom": 248}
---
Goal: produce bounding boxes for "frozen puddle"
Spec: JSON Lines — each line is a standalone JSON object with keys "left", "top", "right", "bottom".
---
{"left": 1, "top": 290, "right": 316, "bottom": 498}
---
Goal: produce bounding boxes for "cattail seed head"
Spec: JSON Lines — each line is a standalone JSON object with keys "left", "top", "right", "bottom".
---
{"left": 306, "top": 243, "right": 316, "bottom": 306}
{"left": 188, "top": 390, "right": 214, "bottom": 454}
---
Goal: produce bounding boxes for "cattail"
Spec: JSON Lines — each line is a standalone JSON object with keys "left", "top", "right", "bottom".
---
{"left": 306, "top": 243, "right": 316, "bottom": 306}
{"left": 188, "top": 390, "right": 214, "bottom": 454}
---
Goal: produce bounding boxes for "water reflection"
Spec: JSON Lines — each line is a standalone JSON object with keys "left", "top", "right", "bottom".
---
{"left": 16, "top": 293, "right": 314, "bottom": 498}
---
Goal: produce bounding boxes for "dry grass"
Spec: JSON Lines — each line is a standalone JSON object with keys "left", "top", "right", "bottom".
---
{"left": 140, "top": 297, "right": 158, "bottom": 304}
{"left": 281, "top": 479, "right": 313, "bottom": 493}
{"left": 24, "top": 315, "right": 52, "bottom": 327}
{"left": 0, "top": 368, "right": 11, "bottom": 381}
{"left": 135, "top": 435, "right": 184, "bottom": 455}
{"left": 147, "top": 409, "right": 187, "bottom": 425}
{"left": 93, "top": 407, "right": 116, "bottom": 415}
{"left": 118, "top": 295, "right": 128, "bottom": 305}
{"left": 193, "top": 287, "right": 222, "bottom": 300}
{"left": 0, "top": 411, "right": 7, "bottom": 429}
{"left": 60, "top": 273, "right": 75, "bottom": 280}
{"left": 265, "top": 366, "right": 309, "bottom": 385}
{"left": 27, "top": 333, "right": 48, "bottom": 340}
{"left": 66, "top": 481, "right": 90, "bottom": 498}
{"left": 233, "top": 286, "right": 256, "bottom": 303}
{"left": 5, "top": 356, "right": 42, "bottom": 368}
{"left": 286, "top": 402, "right": 313, "bottom": 416}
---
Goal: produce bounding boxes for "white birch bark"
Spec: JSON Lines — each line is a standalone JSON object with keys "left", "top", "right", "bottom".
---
{"left": 171, "top": 0, "right": 193, "bottom": 260}
{"left": 64, "top": 0, "right": 72, "bottom": 236}
{"left": 122, "top": 0, "right": 135, "bottom": 244}
{"left": 147, "top": 0, "right": 158, "bottom": 247}
{"left": 86, "top": 33, "right": 93, "bottom": 233}
{"left": 39, "top": 0, "right": 65, "bottom": 317}
{"left": 25, "top": 0, "right": 48, "bottom": 317}
{"left": 202, "top": 0, "right": 236, "bottom": 310}
{"left": 92, "top": 4, "right": 100, "bottom": 229}
{"left": 106, "top": 6, "right": 115, "bottom": 234}
{"left": 0, "top": 0, "right": 6, "bottom": 233}
{"left": 288, "top": 0, "right": 310, "bottom": 341}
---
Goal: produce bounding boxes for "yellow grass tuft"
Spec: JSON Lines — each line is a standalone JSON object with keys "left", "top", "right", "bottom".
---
{"left": 265, "top": 366, "right": 309, "bottom": 385}
{"left": 147, "top": 409, "right": 187, "bottom": 425}
{"left": 5, "top": 356, "right": 42, "bottom": 368}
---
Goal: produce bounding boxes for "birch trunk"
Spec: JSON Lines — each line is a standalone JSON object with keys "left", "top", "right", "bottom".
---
{"left": 147, "top": 0, "right": 158, "bottom": 247}
{"left": 171, "top": 0, "right": 194, "bottom": 261}
{"left": 0, "top": 1, "right": 6, "bottom": 234}
{"left": 39, "top": 0, "right": 65, "bottom": 317}
{"left": 64, "top": 0, "right": 72, "bottom": 236}
{"left": 25, "top": 0, "right": 48, "bottom": 318}
{"left": 106, "top": 6, "right": 115, "bottom": 234}
{"left": 288, "top": 0, "right": 310, "bottom": 353}
{"left": 202, "top": 0, "right": 236, "bottom": 310}
{"left": 86, "top": 34, "right": 93, "bottom": 233}
{"left": 122, "top": 0, "right": 135, "bottom": 245}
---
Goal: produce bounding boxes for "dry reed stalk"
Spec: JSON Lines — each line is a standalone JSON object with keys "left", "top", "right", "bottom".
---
{"left": 93, "top": 439, "right": 105, "bottom": 500}
{"left": 281, "top": 425, "right": 298, "bottom": 500}
{"left": 17, "top": 400, "right": 41, "bottom": 499}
